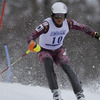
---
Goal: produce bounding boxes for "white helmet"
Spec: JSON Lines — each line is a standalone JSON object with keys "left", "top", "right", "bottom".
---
{"left": 51, "top": 2, "right": 67, "bottom": 14}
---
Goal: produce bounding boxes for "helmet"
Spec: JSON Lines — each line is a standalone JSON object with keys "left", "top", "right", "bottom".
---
{"left": 51, "top": 2, "right": 67, "bottom": 14}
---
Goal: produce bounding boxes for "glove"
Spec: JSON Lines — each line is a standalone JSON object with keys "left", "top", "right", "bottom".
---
{"left": 94, "top": 32, "right": 100, "bottom": 41}
{"left": 28, "top": 40, "right": 41, "bottom": 52}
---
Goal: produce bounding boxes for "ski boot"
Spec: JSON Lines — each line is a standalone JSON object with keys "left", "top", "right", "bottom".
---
{"left": 76, "top": 91, "right": 85, "bottom": 100}
{"left": 52, "top": 89, "right": 63, "bottom": 100}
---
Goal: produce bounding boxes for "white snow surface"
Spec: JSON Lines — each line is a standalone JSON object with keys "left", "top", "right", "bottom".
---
{"left": 0, "top": 82, "right": 100, "bottom": 100}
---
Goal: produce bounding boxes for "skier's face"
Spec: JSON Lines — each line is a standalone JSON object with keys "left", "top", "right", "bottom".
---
{"left": 53, "top": 17, "right": 64, "bottom": 27}
{"left": 53, "top": 14, "right": 65, "bottom": 27}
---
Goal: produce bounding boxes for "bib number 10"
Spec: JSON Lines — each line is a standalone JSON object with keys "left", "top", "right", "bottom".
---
{"left": 52, "top": 36, "right": 63, "bottom": 44}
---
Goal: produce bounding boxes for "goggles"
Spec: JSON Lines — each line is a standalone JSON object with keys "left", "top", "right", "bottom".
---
{"left": 53, "top": 14, "right": 66, "bottom": 19}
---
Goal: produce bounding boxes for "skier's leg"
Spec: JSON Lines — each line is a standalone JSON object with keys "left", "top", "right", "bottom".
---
{"left": 43, "top": 57, "right": 58, "bottom": 90}
{"left": 59, "top": 63, "right": 85, "bottom": 100}
{"left": 61, "top": 63, "right": 83, "bottom": 93}
{"left": 55, "top": 47, "right": 85, "bottom": 100}
{"left": 43, "top": 57, "right": 63, "bottom": 100}
{"left": 38, "top": 51, "right": 62, "bottom": 100}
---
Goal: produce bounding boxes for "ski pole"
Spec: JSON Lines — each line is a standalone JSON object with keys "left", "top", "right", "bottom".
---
{"left": 0, "top": 49, "right": 30, "bottom": 75}
{"left": 0, "top": 41, "right": 41, "bottom": 75}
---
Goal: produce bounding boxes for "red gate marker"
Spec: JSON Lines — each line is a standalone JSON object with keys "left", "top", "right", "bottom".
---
{"left": 0, "top": 1, "right": 6, "bottom": 32}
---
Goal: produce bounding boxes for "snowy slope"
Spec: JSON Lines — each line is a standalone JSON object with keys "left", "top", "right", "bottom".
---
{"left": 0, "top": 82, "right": 100, "bottom": 100}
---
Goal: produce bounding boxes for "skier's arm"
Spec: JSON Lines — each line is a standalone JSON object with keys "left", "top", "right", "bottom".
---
{"left": 27, "top": 21, "right": 49, "bottom": 52}
{"left": 27, "top": 21, "right": 49, "bottom": 44}
{"left": 67, "top": 19, "right": 100, "bottom": 40}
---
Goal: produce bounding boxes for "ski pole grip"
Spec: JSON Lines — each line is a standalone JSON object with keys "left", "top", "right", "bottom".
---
{"left": 28, "top": 41, "right": 41, "bottom": 52}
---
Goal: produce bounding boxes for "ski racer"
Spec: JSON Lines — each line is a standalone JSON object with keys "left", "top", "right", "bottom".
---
{"left": 27, "top": 2, "right": 100, "bottom": 100}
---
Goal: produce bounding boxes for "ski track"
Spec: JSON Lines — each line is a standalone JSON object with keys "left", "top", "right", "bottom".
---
{"left": 0, "top": 82, "right": 100, "bottom": 100}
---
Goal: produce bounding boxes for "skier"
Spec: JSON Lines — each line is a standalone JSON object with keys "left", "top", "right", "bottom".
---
{"left": 27, "top": 2, "right": 100, "bottom": 100}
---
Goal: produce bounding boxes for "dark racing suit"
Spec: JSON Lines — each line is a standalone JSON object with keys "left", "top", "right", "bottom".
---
{"left": 27, "top": 18, "right": 95, "bottom": 94}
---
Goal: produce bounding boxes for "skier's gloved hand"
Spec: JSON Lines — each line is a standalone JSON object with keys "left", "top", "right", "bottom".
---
{"left": 28, "top": 40, "right": 41, "bottom": 52}
{"left": 94, "top": 32, "right": 100, "bottom": 41}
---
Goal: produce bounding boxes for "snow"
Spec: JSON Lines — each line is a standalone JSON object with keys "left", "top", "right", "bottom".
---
{"left": 0, "top": 82, "right": 100, "bottom": 100}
